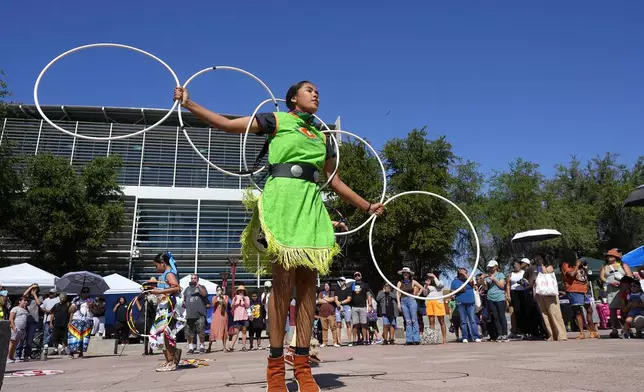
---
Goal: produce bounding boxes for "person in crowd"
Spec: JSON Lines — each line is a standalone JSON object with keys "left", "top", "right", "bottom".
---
{"left": 16, "top": 283, "right": 42, "bottom": 361}
{"left": 507, "top": 260, "right": 528, "bottom": 339}
{"left": 620, "top": 276, "right": 644, "bottom": 338}
{"left": 334, "top": 277, "right": 353, "bottom": 345}
{"left": 183, "top": 274, "right": 208, "bottom": 354}
{"left": 483, "top": 260, "right": 508, "bottom": 342}
{"left": 366, "top": 291, "right": 381, "bottom": 344}
{"left": 376, "top": 284, "right": 398, "bottom": 345}
{"left": 351, "top": 271, "right": 371, "bottom": 346}
{"left": 208, "top": 285, "right": 230, "bottom": 353}
{"left": 148, "top": 252, "right": 183, "bottom": 371}
{"left": 523, "top": 258, "right": 546, "bottom": 339}
{"left": 317, "top": 282, "right": 339, "bottom": 347}
{"left": 50, "top": 293, "right": 71, "bottom": 355}
{"left": 0, "top": 283, "right": 9, "bottom": 321}
{"left": 532, "top": 254, "right": 567, "bottom": 341}
{"left": 7, "top": 296, "right": 28, "bottom": 363}
{"left": 599, "top": 248, "right": 632, "bottom": 338}
{"left": 561, "top": 251, "right": 599, "bottom": 339}
{"left": 135, "top": 287, "right": 157, "bottom": 356}
{"left": 261, "top": 281, "right": 272, "bottom": 338}
{"left": 423, "top": 272, "right": 447, "bottom": 344}
{"left": 68, "top": 287, "right": 97, "bottom": 359}
{"left": 476, "top": 274, "right": 491, "bottom": 339}
{"left": 448, "top": 295, "right": 460, "bottom": 341}
{"left": 450, "top": 267, "right": 481, "bottom": 343}
{"left": 230, "top": 285, "right": 251, "bottom": 351}
{"left": 113, "top": 296, "right": 129, "bottom": 345}
{"left": 249, "top": 291, "right": 266, "bottom": 350}
{"left": 396, "top": 267, "right": 423, "bottom": 345}
{"left": 41, "top": 288, "right": 60, "bottom": 349}
{"left": 92, "top": 296, "right": 107, "bottom": 337}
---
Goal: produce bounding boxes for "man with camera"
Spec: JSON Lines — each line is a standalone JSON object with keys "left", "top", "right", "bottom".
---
{"left": 561, "top": 252, "right": 599, "bottom": 339}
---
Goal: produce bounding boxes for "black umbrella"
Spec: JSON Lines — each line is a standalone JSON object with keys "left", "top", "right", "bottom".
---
{"left": 624, "top": 185, "right": 644, "bottom": 207}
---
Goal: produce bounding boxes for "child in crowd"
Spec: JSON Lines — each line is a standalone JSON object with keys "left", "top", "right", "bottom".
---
{"left": 621, "top": 276, "right": 644, "bottom": 338}
{"left": 448, "top": 295, "right": 460, "bottom": 341}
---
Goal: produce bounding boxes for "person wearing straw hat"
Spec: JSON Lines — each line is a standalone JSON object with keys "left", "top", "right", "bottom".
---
{"left": 174, "top": 83, "right": 384, "bottom": 392}
{"left": 600, "top": 248, "right": 633, "bottom": 338}
{"left": 230, "top": 285, "right": 250, "bottom": 351}
{"left": 396, "top": 267, "right": 423, "bottom": 345}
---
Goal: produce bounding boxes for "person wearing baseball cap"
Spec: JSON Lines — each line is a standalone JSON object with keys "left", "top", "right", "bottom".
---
{"left": 483, "top": 260, "right": 508, "bottom": 341}
{"left": 449, "top": 267, "right": 481, "bottom": 343}
{"left": 600, "top": 248, "right": 633, "bottom": 338}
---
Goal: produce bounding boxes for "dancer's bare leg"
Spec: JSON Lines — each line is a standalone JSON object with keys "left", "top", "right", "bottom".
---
{"left": 295, "top": 267, "right": 317, "bottom": 349}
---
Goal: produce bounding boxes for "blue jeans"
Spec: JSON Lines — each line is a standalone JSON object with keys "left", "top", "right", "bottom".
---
{"left": 400, "top": 297, "right": 420, "bottom": 343}
{"left": 43, "top": 322, "right": 52, "bottom": 347}
{"left": 457, "top": 303, "right": 480, "bottom": 341}
{"left": 16, "top": 318, "right": 38, "bottom": 359}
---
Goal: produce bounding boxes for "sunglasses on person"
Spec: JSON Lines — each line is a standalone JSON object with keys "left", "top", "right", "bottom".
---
{"left": 81, "top": 290, "right": 90, "bottom": 294}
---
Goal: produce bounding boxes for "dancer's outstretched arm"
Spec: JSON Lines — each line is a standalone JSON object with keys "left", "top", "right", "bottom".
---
{"left": 174, "top": 87, "right": 261, "bottom": 134}
{"left": 324, "top": 157, "right": 384, "bottom": 216}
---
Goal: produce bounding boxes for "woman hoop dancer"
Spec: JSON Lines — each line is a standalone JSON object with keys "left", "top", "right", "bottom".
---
{"left": 149, "top": 252, "right": 184, "bottom": 372}
{"left": 174, "top": 82, "right": 384, "bottom": 391}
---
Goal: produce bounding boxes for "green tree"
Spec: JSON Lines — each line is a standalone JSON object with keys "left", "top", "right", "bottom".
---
{"left": 484, "top": 158, "right": 547, "bottom": 264}
{"left": 0, "top": 69, "right": 11, "bottom": 118}
{"left": 8, "top": 153, "right": 125, "bottom": 273}
{"left": 329, "top": 128, "right": 466, "bottom": 283}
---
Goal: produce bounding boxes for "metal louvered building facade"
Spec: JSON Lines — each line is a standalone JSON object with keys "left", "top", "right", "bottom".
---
{"left": 1, "top": 104, "right": 341, "bottom": 286}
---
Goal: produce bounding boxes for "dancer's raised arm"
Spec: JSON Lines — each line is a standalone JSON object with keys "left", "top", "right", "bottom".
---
{"left": 174, "top": 87, "right": 261, "bottom": 134}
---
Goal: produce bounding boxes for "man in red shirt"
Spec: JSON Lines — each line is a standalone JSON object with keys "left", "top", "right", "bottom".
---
{"left": 560, "top": 252, "right": 599, "bottom": 339}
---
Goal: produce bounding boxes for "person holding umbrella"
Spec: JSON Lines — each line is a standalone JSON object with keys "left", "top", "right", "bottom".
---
{"left": 67, "top": 287, "right": 97, "bottom": 358}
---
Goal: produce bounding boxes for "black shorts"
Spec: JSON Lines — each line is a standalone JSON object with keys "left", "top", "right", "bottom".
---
{"left": 51, "top": 326, "right": 68, "bottom": 345}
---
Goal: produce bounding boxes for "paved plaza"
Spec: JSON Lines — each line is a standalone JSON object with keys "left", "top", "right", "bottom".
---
{"left": 4, "top": 332, "right": 644, "bottom": 392}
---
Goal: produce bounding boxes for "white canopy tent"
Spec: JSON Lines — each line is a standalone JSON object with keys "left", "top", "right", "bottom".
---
{"left": 179, "top": 275, "right": 219, "bottom": 295}
{"left": 103, "top": 273, "right": 143, "bottom": 295}
{"left": 0, "top": 263, "right": 59, "bottom": 295}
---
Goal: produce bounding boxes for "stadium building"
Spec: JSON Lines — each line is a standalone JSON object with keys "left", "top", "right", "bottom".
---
{"left": 0, "top": 104, "right": 340, "bottom": 287}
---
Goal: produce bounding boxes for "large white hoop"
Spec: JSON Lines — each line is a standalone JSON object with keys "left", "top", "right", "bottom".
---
{"left": 326, "top": 130, "right": 387, "bottom": 237}
{"left": 368, "top": 191, "right": 481, "bottom": 301}
{"left": 178, "top": 66, "right": 279, "bottom": 178}
{"left": 33, "top": 43, "right": 180, "bottom": 141}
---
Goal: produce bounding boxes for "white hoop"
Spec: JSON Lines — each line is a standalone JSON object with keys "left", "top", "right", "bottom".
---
{"left": 241, "top": 98, "right": 340, "bottom": 192}
{"left": 33, "top": 43, "right": 180, "bottom": 141}
{"left": 368, "top": 191, "right": 481, "bottom": 301}
{"left": 178, "top": 66, "right": 279, "bottom": 178}
{"left": 327, "top": 130, "right": 387, "bottom": 237}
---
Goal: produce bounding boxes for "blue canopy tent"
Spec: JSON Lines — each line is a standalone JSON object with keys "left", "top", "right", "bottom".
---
{"left": 103, "top": 274, "right": 143, "bottom": 332}
{"left": 623, "top": 246, "right": 644, "bottom": 269}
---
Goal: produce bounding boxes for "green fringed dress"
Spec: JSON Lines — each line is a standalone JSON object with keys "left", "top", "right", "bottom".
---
{"left": 241, "top": 111, "right": 340, "bottom": 275}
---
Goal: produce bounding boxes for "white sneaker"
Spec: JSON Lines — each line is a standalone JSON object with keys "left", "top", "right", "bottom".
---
{"left": 462, "top": 339, "right": 468, "bottom": 343}
{"left": 334, "top": 344, "right": 341, "bottom": 348}
{"left": 320, "top": 344, "right": 326, "bottom": 348}
{"left": 6, "top": 359, "right": 15, "bottom": 364}
{"left": 348, "top": 343, "right": 353, "bottom": 347}
{"left": 475, "top": 338, "right": 482, "bottom": 343}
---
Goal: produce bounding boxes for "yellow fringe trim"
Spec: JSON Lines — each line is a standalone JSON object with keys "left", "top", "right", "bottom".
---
{"left": 240, "top": 189, "right": 340, "bottom": 277}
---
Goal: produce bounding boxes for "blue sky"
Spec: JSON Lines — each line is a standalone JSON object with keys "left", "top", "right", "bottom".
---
{"left": 1, "top": 0, "right": 642, "bottom": 179}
